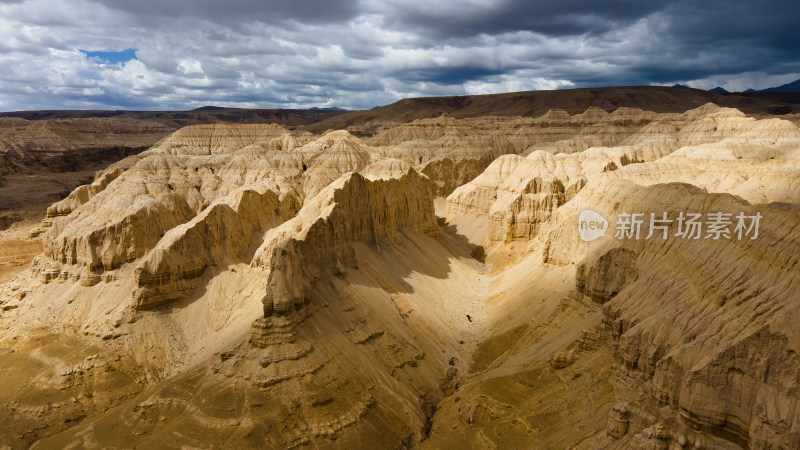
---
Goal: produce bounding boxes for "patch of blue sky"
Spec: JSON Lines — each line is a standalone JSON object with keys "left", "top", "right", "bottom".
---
{"left": 80, "top": 49, "right": 137, "bottom": 64}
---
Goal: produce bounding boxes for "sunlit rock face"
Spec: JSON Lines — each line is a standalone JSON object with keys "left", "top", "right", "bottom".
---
{"left": 3, "top": 104, "right": 800, "bottom": 449}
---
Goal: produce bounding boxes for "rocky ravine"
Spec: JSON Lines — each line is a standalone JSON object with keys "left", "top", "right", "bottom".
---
{"left": 0, "top": 104, "right": 799, "bottom": 448}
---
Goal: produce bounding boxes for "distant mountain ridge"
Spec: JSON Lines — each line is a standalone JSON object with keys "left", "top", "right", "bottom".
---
{"left": 675, "top": 79, "right": 800, "bottom": 94}
{"left": 306, "top": 85, "right": 800, "bottom": 135}
{"left": 2, "top": 85, "right": 798, "bottom": 137}
{"left": 707, "top": 78, "right": 800, "bottom": 94}
{"left": 0, "top": 107, "right": 348, "bottom": 128}
{"left": 759, "top": 78, "right": 800, "bottom": 92}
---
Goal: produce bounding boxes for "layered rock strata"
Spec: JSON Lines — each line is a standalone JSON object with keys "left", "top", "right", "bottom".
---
{"left": 252, "top": 169, "right": 437, "bottom": 316}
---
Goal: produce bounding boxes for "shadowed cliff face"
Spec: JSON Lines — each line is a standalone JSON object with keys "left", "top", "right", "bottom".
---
{"left": 1, "top": 103, "right": 800, "bottom": 448}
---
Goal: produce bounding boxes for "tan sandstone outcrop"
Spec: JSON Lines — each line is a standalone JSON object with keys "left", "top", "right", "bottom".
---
{"left": 132, "top": 188, "right": 300, "bottom": 308}
{"left": 36, "top": 126, "right": 373, "bottom": 279}
{"left": 251, "top": 169, "right": 437, "bottom": 316}
{"left": 4, "top": 103, "right": 800, "bottom": 449}
{"left": 446, "top": 104, "right": 800, "bottom": 246}
{"left": 534, "top": 176, "right": 800, "bottom": 448}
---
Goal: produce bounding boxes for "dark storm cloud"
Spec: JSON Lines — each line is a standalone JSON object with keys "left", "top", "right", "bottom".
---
{"left": 664, "top": 0, "right": 800, "bottom": 53}
{"left": 681, "top": 2, "right": 796, "bottom": 74}
{"left": 372, "top": 0, "right": 800, "bottom": 88}
{"left": 0, "top": 0, "right": 798, "bottom": 111}
{"left": 97, "top": 0, "right": 362, "bottom": 24}
{"left": 381, "top": 0, "right": 667, "bottom": 38}
{"left": 401, "top": 66, "right": 507, "bottom": 85}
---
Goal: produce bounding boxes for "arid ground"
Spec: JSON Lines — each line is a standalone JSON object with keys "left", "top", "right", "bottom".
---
{"left": 1, "top": 87, "right": 800, "bottom": 449}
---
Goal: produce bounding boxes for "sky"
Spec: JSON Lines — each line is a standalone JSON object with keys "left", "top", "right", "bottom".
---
{"left": 0, "top": 0, "right": 798, "bottom": 111}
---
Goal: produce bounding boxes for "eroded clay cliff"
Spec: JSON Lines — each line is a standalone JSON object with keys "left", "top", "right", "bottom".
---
{"left": 2, "top": 103, "right": 800, "bottom": 449}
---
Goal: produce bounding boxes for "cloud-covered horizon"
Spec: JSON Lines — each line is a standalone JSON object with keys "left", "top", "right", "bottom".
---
{"left": 0, "top": 0, "right": 798, "bottom": 111}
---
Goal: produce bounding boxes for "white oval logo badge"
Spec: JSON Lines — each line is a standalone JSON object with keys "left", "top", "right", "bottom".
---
{"left": 578, "top": 209, "right": 608, "bottom": 242}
